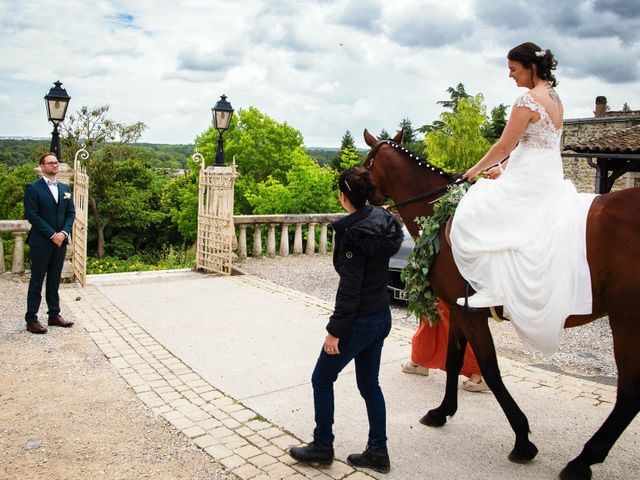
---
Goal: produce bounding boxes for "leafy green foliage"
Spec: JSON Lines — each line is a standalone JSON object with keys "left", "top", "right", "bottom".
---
{"left": 481, "top": 104, "right": 508, "bottom": 143}
{"left": 401, "top": 185, "right": 466, "bottom": 323}
{"left": 424, "top": 95, "right": 491, "bottom": 172}
{"left": 195, "top": 107, "right": 306, "bottom": 214}
{"left": 247, "top": 150, "right": 341, "bottom": 214}
{"left": 0, "top": 163, "right": 38, "bottom": 220}
{"left": 0, "top": 139, "right": 49, "bottom": 166}
{"left": 161, "top": 158, "right": 200, "bottom": 242}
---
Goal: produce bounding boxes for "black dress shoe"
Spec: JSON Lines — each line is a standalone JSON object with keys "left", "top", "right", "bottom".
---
{"left": 347, "top": 447, "right": 391, "bottom": 473}
{"left": 289, "top": 441, "right": 334, "bottom": 466}
{"left": 26, "top": 321, "right": 48, "bottom": 334}
{"left": 48, "top": 315, "right": 74, "bottom": 327}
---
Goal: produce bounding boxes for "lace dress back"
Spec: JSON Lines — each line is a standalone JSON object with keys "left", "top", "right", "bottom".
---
{"left": 514, "top": 92, "right": 562, "bottom": 150}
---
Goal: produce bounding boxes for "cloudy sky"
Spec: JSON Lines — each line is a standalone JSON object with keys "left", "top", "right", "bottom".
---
{"left": 1, "top": 0, "right": 638, "bottom": 148}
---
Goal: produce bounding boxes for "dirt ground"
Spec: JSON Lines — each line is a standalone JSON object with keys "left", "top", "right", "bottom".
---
{"left": 0, "top": 274, "right": 233, "bottom": 480}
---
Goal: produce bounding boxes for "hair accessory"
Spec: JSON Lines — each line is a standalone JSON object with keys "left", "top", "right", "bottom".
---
{"left": 344, "top": 179, "right": 352, "bottom": 192}
{"left": 535, "top": 50, "right": 546, "bottom": 57}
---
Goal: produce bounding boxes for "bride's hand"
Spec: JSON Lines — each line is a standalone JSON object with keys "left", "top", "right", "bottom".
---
{"left": 463, "top": 167, "right": 479, "bottom": 181}
{"left": 484, "top": 166, "right": 502, "bottom": 180}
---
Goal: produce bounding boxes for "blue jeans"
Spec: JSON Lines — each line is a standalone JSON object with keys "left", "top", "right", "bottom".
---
{"left": 312, "top": 307, "right": 392, "bottom": 453}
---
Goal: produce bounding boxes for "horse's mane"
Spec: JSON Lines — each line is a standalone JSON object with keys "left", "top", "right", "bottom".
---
{"left": 365, "top": 139, "right": 453, "bottom": 182}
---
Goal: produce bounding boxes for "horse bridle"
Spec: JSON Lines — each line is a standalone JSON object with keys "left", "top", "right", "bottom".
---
{"left": 364, "top": 139, "right": 463, "bottom": 210}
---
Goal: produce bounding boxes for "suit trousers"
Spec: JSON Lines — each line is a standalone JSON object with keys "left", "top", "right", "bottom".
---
{"left": 25, "top": 244, "right": 67, "bottom": 323}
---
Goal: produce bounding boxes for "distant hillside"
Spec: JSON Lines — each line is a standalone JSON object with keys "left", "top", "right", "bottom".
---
{"left": 306, "top": 147, "right": 367, "bottom": 167}
{"left": 0, "top": 138, "right": 194, "bottom": 169}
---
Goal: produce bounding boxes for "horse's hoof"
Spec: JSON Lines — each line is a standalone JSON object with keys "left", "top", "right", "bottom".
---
{"left": 559, "top": 461, "right": 592, "bottom": 480}
{"left": 419, "top": 409, "right": 448, "bottom": 427}
{"left": 508, "top": 442, "right": 538, "bottom": 464}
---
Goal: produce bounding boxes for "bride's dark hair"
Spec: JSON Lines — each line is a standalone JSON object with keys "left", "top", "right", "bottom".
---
{"left": 508, "top": 42, "right": 558, "bottom": 87}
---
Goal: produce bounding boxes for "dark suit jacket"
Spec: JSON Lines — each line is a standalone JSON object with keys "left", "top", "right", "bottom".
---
{"left": 24, "top": 178, "right": 76, "bottom": 247}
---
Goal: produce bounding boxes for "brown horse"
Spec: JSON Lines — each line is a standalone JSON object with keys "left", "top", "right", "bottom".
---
{"left": 363, "top": 129, "right": 639, "bottom": 480}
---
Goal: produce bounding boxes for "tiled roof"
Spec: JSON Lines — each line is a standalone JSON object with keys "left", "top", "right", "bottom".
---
{"left": 564, "top": 124, "right": 640, "bottom": 154}
{"left": 604, "top": 110, "right": 640, "bottom": 118}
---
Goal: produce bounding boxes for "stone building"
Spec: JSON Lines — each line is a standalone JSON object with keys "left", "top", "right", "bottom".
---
{"left": 562, "top": 96, "right": 640, "bottom": 193}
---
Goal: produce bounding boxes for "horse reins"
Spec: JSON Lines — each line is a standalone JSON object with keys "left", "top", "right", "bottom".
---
{"left": 365, "top": 139, "right": 463, "bottom": 210}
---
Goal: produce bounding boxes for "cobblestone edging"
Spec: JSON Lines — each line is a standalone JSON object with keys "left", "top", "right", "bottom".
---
{"left": 60, "top": 285, "right": 374, "bottom": 480}
{"left": 60, "top": 274, "right": 616, "bottom": 479}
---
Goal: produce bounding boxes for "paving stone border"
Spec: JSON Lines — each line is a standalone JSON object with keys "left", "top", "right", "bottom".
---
{"left": 61, "top": 284, "right": 374, "bottom": 480}
{"left": 59, "top": 273, "right": 616, "bottom": 479}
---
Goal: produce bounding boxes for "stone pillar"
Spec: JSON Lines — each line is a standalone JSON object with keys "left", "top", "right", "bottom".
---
{"left": 35, "top": 161, "right": 75, "bottom": 282}
{"left": 0, "top": 236, "right": 4, "bottom": 273}
{"left": 293, "top": 224, "right": 303, "bottom": 255}
{"left": 279, "top": 224, "right": 290, "bottom": 257}
{"left": 238, "top": 225, "right": 247, "bottom": 259}
{"left": 266, "top": 224, "right": 276, "bottom": 258}
{"left": 595, "top": 96, "right": 607, "bottom": 118}
{"left": 306, "top": 222, "right": 316, "bottom": 255}
{"left": 319, "top": 223, "right": 328, "bottom": 255}
{"left": 253, "top": 225, "right": 263, "bottom": 258}
{"left": 12, "top": 232, "right": 25, "bottom": 273}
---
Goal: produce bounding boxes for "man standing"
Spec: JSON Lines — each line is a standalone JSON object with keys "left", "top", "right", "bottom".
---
{"left": 24, "top": 152, "right": 75, "bottom": 334}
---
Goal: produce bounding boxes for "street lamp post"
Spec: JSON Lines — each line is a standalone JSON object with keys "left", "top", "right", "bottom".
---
{"left": 44, "top": 81, "right": 71, "bottom": 161}
{"left": 212, "top": 94, "right": 234, "bottom": 167}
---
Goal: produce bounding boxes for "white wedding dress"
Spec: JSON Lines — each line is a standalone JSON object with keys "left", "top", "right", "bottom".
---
{"left": 450, "top": 92, "right": 596, "bottom": 355}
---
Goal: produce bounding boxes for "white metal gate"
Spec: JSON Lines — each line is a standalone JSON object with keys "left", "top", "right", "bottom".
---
{"left": 72, "top": 147, "right": 89, "bottom": 287}
{"left": 195, "top": 150, "right": 238, "bottom": 275}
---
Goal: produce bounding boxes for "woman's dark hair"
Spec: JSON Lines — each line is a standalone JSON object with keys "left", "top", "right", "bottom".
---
{"left": 508, "top": 42, "right": 558, "bottom": 87}
{"left": 338, "top": 167, "right": 381, "bottom": 208}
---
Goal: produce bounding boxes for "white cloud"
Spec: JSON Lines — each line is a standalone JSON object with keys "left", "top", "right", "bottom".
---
{"left": 0, "top": 0, "right": 638, "bottom": 147}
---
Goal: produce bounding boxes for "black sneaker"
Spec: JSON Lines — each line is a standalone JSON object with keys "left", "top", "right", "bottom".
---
{"left": 289, "top": 441, "right": 334, "bottom": 466}
{"left": 347, "top": 446, "right": 391, "bottom": 473}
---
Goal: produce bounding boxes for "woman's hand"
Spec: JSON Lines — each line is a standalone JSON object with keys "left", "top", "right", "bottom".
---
{"left": 323, "top": 334, "right": 340, "bottom": 355}
{"left": 463, "top": 166, "right": 480, "bottom": 181}
{"left": 484, "top": 165, "right": 502, "bottom": 180}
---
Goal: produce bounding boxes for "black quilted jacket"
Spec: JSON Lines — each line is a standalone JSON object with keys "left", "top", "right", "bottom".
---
{"left": 326, "top": 206, "right": 404, "bottom": 338}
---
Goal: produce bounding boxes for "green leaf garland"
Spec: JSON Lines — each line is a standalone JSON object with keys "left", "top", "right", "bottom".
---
{"left": 401, "top": 183, "right": 467, "bottom": 324}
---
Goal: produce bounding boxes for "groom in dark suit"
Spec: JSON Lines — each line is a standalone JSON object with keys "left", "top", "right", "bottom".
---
{"left": 24, "top": 152, "right": 76, "bottom": 334}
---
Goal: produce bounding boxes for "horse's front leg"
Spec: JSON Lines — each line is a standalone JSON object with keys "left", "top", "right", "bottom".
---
{"left": 419, "top": 307, "right": 466, "bottom": 427}
{"left": 463, "top": 311, "right": 539, "bottom": 463}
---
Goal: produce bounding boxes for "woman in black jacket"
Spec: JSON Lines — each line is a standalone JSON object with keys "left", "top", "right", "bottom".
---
{"left": 290, "top": 167, "right": 403, "bottom": 473}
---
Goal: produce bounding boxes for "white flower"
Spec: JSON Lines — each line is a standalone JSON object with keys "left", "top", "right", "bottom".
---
{"left": 64, "top": 192, "right": 71, "bottom": 200}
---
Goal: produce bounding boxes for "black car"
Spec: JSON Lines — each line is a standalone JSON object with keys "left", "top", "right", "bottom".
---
{"left": 388, "top": 224, "right": 414, "bottom": 302}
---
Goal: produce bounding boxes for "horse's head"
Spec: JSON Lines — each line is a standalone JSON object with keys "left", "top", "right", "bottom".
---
{"left": 362, "top": 128, "right": 452, "bottom": 236}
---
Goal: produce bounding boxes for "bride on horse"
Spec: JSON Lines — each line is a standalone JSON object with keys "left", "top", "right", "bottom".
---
{"left": 450, "top": 42, "right": 596, "bottom": 355}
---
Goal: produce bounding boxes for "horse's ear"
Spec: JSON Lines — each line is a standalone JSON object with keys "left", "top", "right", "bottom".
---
{"left": 363, "top": 129, "right": 378, "bottom": 147}
{"left": 393, "top": 129, "right": 404, "bottom": 144}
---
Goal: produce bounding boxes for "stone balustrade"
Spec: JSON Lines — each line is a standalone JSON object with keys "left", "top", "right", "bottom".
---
{"left": 233, "top": 214, "right": 347, "bottom": 258}
{"left": 0, "top": 220, "right": 30, "bottom": 274}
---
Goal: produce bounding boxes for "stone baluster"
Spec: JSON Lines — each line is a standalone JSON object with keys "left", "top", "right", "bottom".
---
{"left": 238, "top": 225, "right": 247, "bottom": 259}
{"left": 306, "top": 222, "right": 316, "bottom": 255}
{"left": 279, "top": 224, "right": 290, "bottom": 257}
{"left": 319, "top": 223, "right": 329, "bottom": 255}
{"left": 267, "top": 224, "right": 277, "bottom": 258}
{"left": 332, "top": 231, "right": 336, "bottom": 252}
{"left": 252, "top": 225, "right": 263, "bottom": 258}
{"left": 12, "top": 232, "right": 25, "bottom": 274}
{"left": 293, "top": 223, "right": 303, "bottom": 255}
{"left": 0, "top": 237, "right": 4, "bottom": 273}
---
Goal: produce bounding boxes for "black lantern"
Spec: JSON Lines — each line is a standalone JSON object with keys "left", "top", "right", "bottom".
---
{"left": 44, "top": 81, "right": 71, "bottom": 160}
{"left": 211, "top": 94, "right": 234, "bottom": 167}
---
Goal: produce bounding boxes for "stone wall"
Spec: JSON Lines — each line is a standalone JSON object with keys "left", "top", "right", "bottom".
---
{"left": 561, "top": 117, "right": 639, "bottom": 193}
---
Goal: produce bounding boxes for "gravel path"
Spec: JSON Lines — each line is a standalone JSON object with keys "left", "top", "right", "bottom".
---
{"left": 0, "top": 273, "right": 234, "bottom": 480}
{"left": 238, "top": 255, "right": 617, "bottom": 383}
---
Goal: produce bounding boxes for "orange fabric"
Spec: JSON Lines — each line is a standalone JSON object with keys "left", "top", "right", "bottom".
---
{"left": 410, "top": 301, "right": 481, "bottom": 378}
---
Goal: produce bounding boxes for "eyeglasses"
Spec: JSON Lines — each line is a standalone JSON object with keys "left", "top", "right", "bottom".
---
{"left": 43, "top": 161, "right": 59, "bottom": 166}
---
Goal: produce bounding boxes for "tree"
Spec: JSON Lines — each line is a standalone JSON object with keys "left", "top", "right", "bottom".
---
{"left": 398, "top": 118, "right": 416, "bottom": 145}
{"left": 424, "top": 95, "right": 491, "bottom": 172}
{"left": 331, "top": 130, "right": 358, "bottom": 170}
{"left": 247, "top": 150, "right": 341, "bottom": 214}
{"left": 195, "top": 107, "right": 305, "bottom": 214}
{"left": 481, "top": 104, "right": 508, "bottom": 143}
{"left": 378, "top": 129, "right": 390, "bottom": 140}
{"left": 0, "top": 163, "right": 38, "bottom": 220}
{"left": 60, "top": 105, "right": 147, "bottom": 257}
{"left": 622, "top": 102, "right": 632, "bottom": 112}
{"left": 437, "top": 83, "right": 470, "bottom": 111}
{"left": 161, "top": 158, "right": 200, "bottom": 242}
